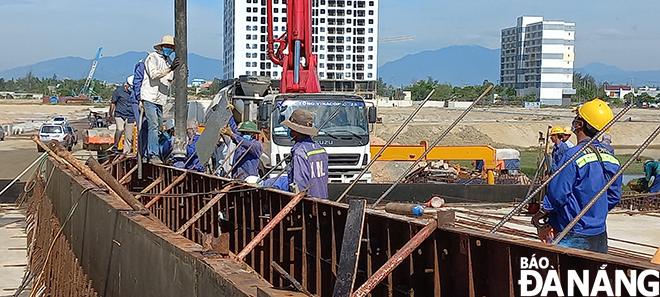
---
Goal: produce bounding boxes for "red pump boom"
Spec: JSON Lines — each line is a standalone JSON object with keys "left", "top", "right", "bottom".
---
{"left": 266, "top": 0, "right": 320, "bottom": 93}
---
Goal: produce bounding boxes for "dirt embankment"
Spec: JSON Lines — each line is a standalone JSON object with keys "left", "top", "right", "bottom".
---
{"left": 0, "top": 101, "right": 89, "bottom": 125}
{"left": 372, "top": 106, "right": 660, "bottom": 149}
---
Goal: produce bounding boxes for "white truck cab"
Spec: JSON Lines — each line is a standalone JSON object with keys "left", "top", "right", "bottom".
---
{"left": 259, "top": 93, "right": 376, "bottom": 183}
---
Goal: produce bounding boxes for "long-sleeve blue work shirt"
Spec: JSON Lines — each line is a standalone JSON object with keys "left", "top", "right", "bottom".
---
{"left": 229, "top": 118, "right": 262, "bottom": 179}
{"left": 551, "top": 141, "right": 569, "bottom": 172}
{"left": 542, "top": 139, "right": 622, "bottom": 236}
{"left": 644, "top": 161, "right": 660, "bottom": 193}
{"left": 287, "top": 136, "right": 329, "bottom": 199}
{"left": 185, "top": 134, "right": 204, "bottom": 172}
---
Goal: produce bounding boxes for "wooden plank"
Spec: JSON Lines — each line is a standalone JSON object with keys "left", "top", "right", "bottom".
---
{"left": 332, "top": 199, "right": 367, "bottom": 297}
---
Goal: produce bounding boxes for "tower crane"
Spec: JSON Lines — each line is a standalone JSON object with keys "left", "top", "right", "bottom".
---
{"left": 378, "top": 35, "right": 414, "bottom": 43}
{"left": 80, "top": 47, "right": 103, "bottom": 97}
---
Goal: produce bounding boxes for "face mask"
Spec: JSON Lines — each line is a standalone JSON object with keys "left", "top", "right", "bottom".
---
{"left": 162, "top": 47, "right": 174, "bottom": 56}
{"left": 286, "top": 128, "right": 292, "bottom": 140}
{"left": 128, "top": 86, "right": 133, "bottom": 92}
{"left": 571, "top": 124, "right": 576, "bottom": 133}
{"left": 243, "top": 134, "right": 252, "bottom": 140}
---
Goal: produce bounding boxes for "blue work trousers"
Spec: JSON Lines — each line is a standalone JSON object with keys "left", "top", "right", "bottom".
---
{"left": 650, "top": 175, "right": 660, "bottom": 193}
{"left": 143, "top": 101, "right": 163, "bottom": 158}
{"left": 556, "top": 231, "right": 608, "bottom": 254}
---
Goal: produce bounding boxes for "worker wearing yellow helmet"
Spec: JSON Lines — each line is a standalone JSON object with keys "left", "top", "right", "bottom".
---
{"left": 533, "top": 98, "right": 622, "bottom": 253}
{"left": 549, "top": 125, "right": 568, "bottom": 172}
{"left": 562, "top": 126, "right": 575, "bottom": 148}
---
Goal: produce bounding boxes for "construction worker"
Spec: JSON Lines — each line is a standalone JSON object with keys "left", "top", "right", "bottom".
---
{"left": 549, "top": 126, "right": 568, "bottom": 172}
{"left": 601, "top": 133, "right": 613, "bottom": 153}
{"left": 533, "top": 98, "right": 622, "bottom": 253}
{"left": 562, "top": 126, "right": 575, "bottom": 148}
{"left": 109, "top": 75, "right": 136, "bottom": 154}
{"left": 141, "top": 35, "right": 180, "bottom": 164}
{"left": 280, "top": 109, "right": 329, "bottom": 199}
{"left": 644, "top": 160, "right": 660, "bottom": 193}
{"left": 159, "top": 119, "right": 175, "bottom": 160}
{"left": 183, "top": 121, "right": 204, "bottom": 172}
{"left": 221, "top": 118, "right": 262, "bottom": 179}
{"left": 212, "top": 134, "right": 230, "bottom": 177}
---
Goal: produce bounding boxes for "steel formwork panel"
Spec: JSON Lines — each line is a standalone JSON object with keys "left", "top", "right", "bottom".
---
{"left": 114, "top": 160, "right": 659, "bottom": 297}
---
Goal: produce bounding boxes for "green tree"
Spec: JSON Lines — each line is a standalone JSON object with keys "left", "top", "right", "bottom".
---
{"left": 523, "top": 93, "right": 538, "bottom": 102}
{"left": 504, "top": 87, "right": 516, "bottom": 98}
{"left": 638, "top": 92, "right": 655, "bottom": 103}
{"left": 432, "top": 83, "right": 453, "bottom": 100}
{"left": 209, "top": 78, "right": 222, "bottom": 95}
{"left": 623, "top": 92, "right": 635, "bottom": 104}
{"left": 407, "top": 77, "right": 438, "bottom": 100}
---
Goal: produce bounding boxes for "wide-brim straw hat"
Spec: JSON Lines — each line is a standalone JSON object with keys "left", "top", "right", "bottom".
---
{"left": 280, "top": 109, "right": 319, "bottom": 137}
{"left": 154, "top": 35, "right": 175, "bottom": 50}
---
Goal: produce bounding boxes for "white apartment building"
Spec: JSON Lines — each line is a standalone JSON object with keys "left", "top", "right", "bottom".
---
{"left": 500, "top": 16, "right": 576, "bottom": 106}
{"left": 223, "top": 0, "right": 378, "bottom": 91}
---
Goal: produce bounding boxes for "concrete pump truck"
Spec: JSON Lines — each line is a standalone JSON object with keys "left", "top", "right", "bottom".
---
{"left": 213, "top": 0, "right": 377, "bottom": 183}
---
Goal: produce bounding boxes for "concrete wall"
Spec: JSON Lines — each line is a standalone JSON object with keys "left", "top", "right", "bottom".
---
{"left": 447, "top": 102, "right": 472, "bottom": 109}
{"left": 44, "top": 160, "right": 304, "bottom": 297}
{"left": 0, "top": 180, "right": 24, "bottom": 203}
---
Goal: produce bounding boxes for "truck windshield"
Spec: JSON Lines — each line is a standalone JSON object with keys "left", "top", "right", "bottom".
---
{"left": 272, "top": 99, "right": 369, "bottom": 140}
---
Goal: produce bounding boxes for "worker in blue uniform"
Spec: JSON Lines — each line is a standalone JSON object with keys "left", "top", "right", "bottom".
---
{"left": 644, "top": 160, "right": 660, "bottom": 193}
{"left": 562, "top": 127, "right": 575, "bottom": 148}
{"left": 549, "top": 126, "right": 568, "bottom": 172}
{"left": 183, "top": 121, "right": 204, "bottom": 172}
{"left": 280, "top": 109, "right": 329, "bottom": 199}
{"left": 221, "top": 118, "right": 262, "bottom": 179}
{"left": 533, "top": 98, "right": 622, "bottom": 253}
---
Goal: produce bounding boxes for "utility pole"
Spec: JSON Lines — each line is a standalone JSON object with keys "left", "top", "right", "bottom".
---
{"left": 173, "top": 0, "right": 188, "bottom": 161}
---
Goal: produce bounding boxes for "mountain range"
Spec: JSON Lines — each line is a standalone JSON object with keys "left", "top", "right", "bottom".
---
{"left": 2, "top": 45, "right": 659, "bottom": 87}
{"left": 0, "top": 52, "right": 224, "bottom": 83}
{"left": 378, "top": 45, "right": 660, "bottom": 87}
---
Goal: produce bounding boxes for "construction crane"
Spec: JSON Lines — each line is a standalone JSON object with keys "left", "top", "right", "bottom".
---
{"left": 378, "top": 35, "right": 414, "bottom": 43}
{"left": 80, "top": 47, "right": 103, "bottom": 97}
{"left": 266, "top": 0, "right": 319, "bottom": 93}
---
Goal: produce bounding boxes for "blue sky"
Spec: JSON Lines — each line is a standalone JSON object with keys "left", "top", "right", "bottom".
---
{"left": 1, "top": 0, "right": 659, "bottom": 72}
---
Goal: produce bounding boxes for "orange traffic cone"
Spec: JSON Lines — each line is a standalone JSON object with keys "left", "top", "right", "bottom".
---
{"left": 652, "top": 246, "right": 660, "bottom": 265}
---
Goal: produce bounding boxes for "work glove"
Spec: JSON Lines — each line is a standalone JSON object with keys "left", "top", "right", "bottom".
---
{"left": 531, "top": 209, "right": 555, "bottom": 243}
{"left": 220, "top": 126, "right": 234, "bottom": 138}
{"left": 530, "top": 208, "right": 549, "bottom": 228}
{"left": 170, "top": 57, "right": 181, "bottom": 71}
{"left": 227, "top": 103, "right": 234, "bottom": 111}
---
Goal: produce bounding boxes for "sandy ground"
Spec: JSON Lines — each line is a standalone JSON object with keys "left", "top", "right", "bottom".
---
{"left": 373, "top": 106, "right": 660, "bottom": 149}
{"left": 447, "top": 205, "right": 660, "bottom": 257}
{"left": 0, "top": 100, "right": 90, "bottom": 126}
{"left": 0, "top": 205, "right": 29, "bottom": 297}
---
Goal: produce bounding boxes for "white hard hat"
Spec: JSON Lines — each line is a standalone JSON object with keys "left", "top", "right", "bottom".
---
{"left": 127, "top": 75, "right": 134, "bottom": 86}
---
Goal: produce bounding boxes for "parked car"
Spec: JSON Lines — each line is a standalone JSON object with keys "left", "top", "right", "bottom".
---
{"left": 38, "top": 124, "right": 73, "bottom": 152}
{"left": 52, "top": 116, "right": 68, "bottom": 126}
{"left": 65, "top": 125, "right": 78, "bottom": 146}
{"left": 0, "top": 125, "right": 5, "bottom": 141}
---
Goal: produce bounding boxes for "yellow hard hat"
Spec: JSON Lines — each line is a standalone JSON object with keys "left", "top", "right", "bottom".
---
{"left": 577, "top": 98, "right": 613, "bottom": 131}
{"left": 550, "top": 126, "right": 565, "bottom": 135}
{"left": 563, "top": 126, "right": 572, "bottom": 135}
